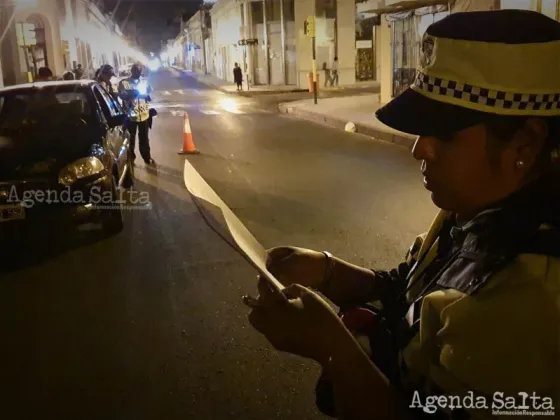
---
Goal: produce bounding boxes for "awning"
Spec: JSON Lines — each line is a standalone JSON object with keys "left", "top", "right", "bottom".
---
{"left": 385, "top": 4, "right": 449, "bottom": 20}
{"left": 359, "top": 0, "right": 449, "bottom": 14}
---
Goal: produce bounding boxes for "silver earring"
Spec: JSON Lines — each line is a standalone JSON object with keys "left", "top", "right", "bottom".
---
{"left": 516, "top": 160, "right": 525, "bottom": 168}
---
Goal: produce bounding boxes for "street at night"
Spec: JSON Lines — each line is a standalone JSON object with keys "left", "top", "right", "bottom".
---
{"left": 1, "top": 0, "right": 559, "bottom": 416}
{"left": 0, "top": 68, "right": 437, "bottom": 419}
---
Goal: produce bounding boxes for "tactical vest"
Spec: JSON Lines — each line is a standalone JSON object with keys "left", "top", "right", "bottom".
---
{"left": 396, "top": 208, "right": 560, "bottom": 419}
{"left": 120, "top": 78, "right": 150, "bottom": 123}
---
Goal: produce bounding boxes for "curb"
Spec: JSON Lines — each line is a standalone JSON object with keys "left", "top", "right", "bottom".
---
{"left": 278, "top": 103, "right": 415, "bottom": 150}
{"left": 237, "top": 88, "right": 309, "bottom": 97}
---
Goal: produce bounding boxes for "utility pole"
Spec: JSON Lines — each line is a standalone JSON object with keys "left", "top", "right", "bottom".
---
{"left": 304, "top": 15, "right": 317, "bottom": 104}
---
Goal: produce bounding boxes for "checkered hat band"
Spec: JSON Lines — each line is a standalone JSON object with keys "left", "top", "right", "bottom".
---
{"left": 413, "top": 72, "right": 560, "bottom": 112}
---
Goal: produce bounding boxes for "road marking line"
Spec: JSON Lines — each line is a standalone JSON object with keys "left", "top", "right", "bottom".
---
{"left": 175, "top": 89, "right": 184, "bottom": 94}
{"left": 200, "top": 110, "right": 221, "bottom": 115}
{"left": 152, "top": 104, "right": 182, "bottom": 109}
{"left": 163, "top": 91, "right": 171, "bottom": 95}
{"left": 152, "top": 103, "right": 198, "bottom": 109}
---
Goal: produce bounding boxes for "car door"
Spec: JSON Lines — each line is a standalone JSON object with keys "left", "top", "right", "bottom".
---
{"left": 93, "top": 85, "right": 128, "bottom": 175}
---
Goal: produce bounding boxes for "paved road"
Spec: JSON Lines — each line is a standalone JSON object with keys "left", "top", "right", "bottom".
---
{"left": 0, "top": 68, "right": 436, "bottom": 420}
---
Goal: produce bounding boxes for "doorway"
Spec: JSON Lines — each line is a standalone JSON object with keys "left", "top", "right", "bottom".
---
{"left": 25, "top": 18, "right": 49, "bottom": 78}
{"left": 392, "top": 15, "right": 417, "bottom": 97}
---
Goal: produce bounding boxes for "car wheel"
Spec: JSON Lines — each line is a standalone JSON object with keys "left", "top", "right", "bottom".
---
{"left": 100, "top": 174, "right": 123, "bottom": 236}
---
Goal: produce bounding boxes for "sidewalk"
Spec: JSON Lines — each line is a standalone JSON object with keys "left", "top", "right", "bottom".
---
{"left": 172, "top": 67, "right": 307, "bottom": 95}
{"left": 278, "top": 95, "right": 416, "bottom": 150}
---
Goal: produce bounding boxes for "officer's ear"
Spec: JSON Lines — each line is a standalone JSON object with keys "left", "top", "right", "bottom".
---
{"left": 511, "top": 118, "right": 548, "bottom": 173}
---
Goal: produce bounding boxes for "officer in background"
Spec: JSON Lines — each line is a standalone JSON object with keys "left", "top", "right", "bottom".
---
{"left": 118, "top": 64, "right": 154, "bottom": 166}
{"left": 73, "top": 64, "right": 84, "bottom": 80}
{"left": 35, "top": 67, "right": 53, "bottom": 81}
{"left": 245, "top": 10, "right": 560, "bottom": 419}
{"left": 95, "top": 64, "right": 118, "bottom": 100}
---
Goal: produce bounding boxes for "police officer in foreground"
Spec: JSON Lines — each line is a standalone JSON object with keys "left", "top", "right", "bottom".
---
{"left": 118, "top": 63, "right": 155, "bottom": 166}
{"left": 244, "top": 10, "right": 559, "bottom": 419}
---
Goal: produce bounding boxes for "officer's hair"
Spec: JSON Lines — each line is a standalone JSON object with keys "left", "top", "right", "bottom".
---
{"left": 485, "top": 115, "right": 560, "bottom": 175}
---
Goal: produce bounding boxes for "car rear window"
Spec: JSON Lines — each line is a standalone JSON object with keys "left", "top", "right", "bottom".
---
{"left": 0, "top": 89, "right": 91, "bottom": 131}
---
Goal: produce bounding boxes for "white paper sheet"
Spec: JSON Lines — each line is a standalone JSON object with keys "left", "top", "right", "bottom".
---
{"left": 183, "top": 159, "right": 284, "bottom": 293}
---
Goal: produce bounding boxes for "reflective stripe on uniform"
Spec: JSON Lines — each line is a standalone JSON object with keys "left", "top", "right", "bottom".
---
{"left": 121, "top": 78, "right": 151, "bottom": 122}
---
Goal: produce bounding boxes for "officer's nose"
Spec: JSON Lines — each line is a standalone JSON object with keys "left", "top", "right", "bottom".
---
{"left": 412, "top": 136, "right": 437, "bottom": 162}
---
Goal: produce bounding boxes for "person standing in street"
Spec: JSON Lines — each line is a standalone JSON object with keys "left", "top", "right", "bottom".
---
{"left": 330, "top": 57, "right": 339, "bottom": 87}
{"left": 118, "top": 63, "right": 155, "bottom": 166}
{"left": 322, "top": 62, "right": 332, "bottom": 87}
{"left": 233, "top": 63, "right": 243, "bottom": 91}
{"left": 73, "top": 64, "right": 84, "bottom": 80}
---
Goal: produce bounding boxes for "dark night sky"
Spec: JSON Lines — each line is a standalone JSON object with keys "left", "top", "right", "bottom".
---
{"left": 101, "top": 0, "right": 202, "bottom": 53}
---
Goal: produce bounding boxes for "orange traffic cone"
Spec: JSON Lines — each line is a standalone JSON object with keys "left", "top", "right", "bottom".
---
{"left": 178, "top": 111, "right": 200, "bottom": 154}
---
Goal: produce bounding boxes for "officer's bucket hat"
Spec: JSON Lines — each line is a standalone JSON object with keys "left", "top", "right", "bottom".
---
{"left": 99, "top": 64, "right": 115, "bottom": 77}
{"left": 376, "top": 10, "right": 560, "bottom": 137}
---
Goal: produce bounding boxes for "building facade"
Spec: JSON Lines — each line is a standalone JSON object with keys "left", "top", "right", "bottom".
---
{"left": 181, "top": 6, "right": 212, "bottom": 74}
{"left": 203, "top": 0, "right": 359, "bottom": 89}
{"left": 0, "top": 0, "right": 142, "bottom": 87}
{"left": 176, "top": 0, "right": 559, "bottom": 93}
{"left": 208, "top": 0, "right": 244, "bottom": 82}
{"left": 360, "top": 0, "right": 560, "bottom": 103}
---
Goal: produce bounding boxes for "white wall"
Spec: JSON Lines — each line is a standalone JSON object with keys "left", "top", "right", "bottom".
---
{"left": 294, "top": 0, "right": 357, "bottom": 89}
{"left": 14, "top": 0, "right": 65, "bottom": 81}
{"left": 285, "top": 20, "right": 297, "bottom": 85}
{"left": 211, "top": 0, "right": 244, "bottom": 82}
{"left": 451, "top": 0, "right": 499, "bottom": 12}
{"left": 185, "top": 12, "right": 207, "bottom": 72}
{"left": 205, "top": 36, "right": 214, "bottom": 74}
{"left": 0, "top": 0, "right": 138, "bottom": 86}
{"left": 336, "top": 0, "right": 356, "bottom": 86}
{"left": 295, "top": 0, "right": 315, "bottom": 89}
{"left": 60, "top": 0, "right": 78, "bottom": 69}
{"left": 378, "top": 17, "right": 392, "bottom": 103}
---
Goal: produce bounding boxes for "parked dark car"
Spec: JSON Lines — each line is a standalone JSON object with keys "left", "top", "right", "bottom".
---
{"left": 0, "top": 80, "right": 134, "bottom": 237}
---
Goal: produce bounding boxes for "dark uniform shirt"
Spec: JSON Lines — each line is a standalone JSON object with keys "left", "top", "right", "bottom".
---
{"left": 370, "top": 179, "right": 560, "bottom": 419}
